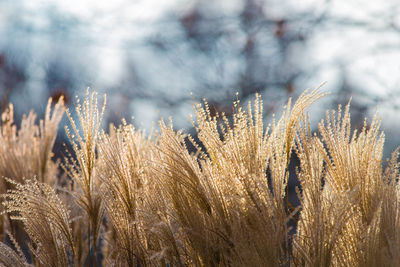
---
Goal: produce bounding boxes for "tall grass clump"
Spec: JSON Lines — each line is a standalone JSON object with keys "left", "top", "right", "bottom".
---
{"left": 0, "top": 97, "right": 65, "bottom": 252}
{"left": 63, "top": 90, "right": 106, "bottom": 266}
{"left": 0, "top": 86, "right": 400, "bottom": 266}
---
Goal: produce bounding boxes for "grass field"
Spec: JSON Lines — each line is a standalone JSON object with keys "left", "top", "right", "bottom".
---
{"left": 0, "top": 88, "right": 399, "bottom": 266}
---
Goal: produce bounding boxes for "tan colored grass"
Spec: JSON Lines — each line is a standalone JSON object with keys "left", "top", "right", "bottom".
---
{"left": 0, "top": 87, "right": 400, "bottom": 266}
{"left": 63, "top": 90, "right": 106, "bottom": 267}
{"left": 97, "top": 122, "right": 163, "bottom": 266}
{"left": 1, "top": 178, "right": 75, "bottom": 266}
{"left": 0, "top": 97, "right": 65, "bottom": 253}
{"left": 0, "top": 96, "right": 65, "bottom": 188}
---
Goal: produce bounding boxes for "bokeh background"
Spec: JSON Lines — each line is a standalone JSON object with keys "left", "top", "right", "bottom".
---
{"left": 1, "top": 0, "right": 400, "bottom": 157}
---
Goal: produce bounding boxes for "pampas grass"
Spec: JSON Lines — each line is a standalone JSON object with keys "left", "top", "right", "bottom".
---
{"left": 0, "top": 87, "right": 399, "bottom": 266}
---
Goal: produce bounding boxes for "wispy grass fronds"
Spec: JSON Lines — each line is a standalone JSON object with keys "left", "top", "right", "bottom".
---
{"left": 1, "top": 178, "right": 75, "bottom": 266}
{"left": 38, "top": 96, "right": 66, "bottom": 183}
{"left": 0, "top": 96, "right": 65, "bottom": 188}
{"left": 0, "top": 97, "right": 65, "bottom": 247}
{"left": 1, "top": 86, "right": 400, "bottom": 266}
{"left": 97, "top": 122, "right": 158, "bottom": 266}
{"left": 316, "top": 103, "right": 385, "bottom": 266}
{"left": 151, "top": 88, "right": 325, "bottom": 266}
{"left": 64, "top": 90, "right": 106, "bottom": 266}
{"left": 293, "top": 100, "right": 391, "bottom": 266}
{"left": 293, "top": 114, "right": 358, "bottom": 267}
{"left": 152, "top": 121, "right": 212, "bottom": 265}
